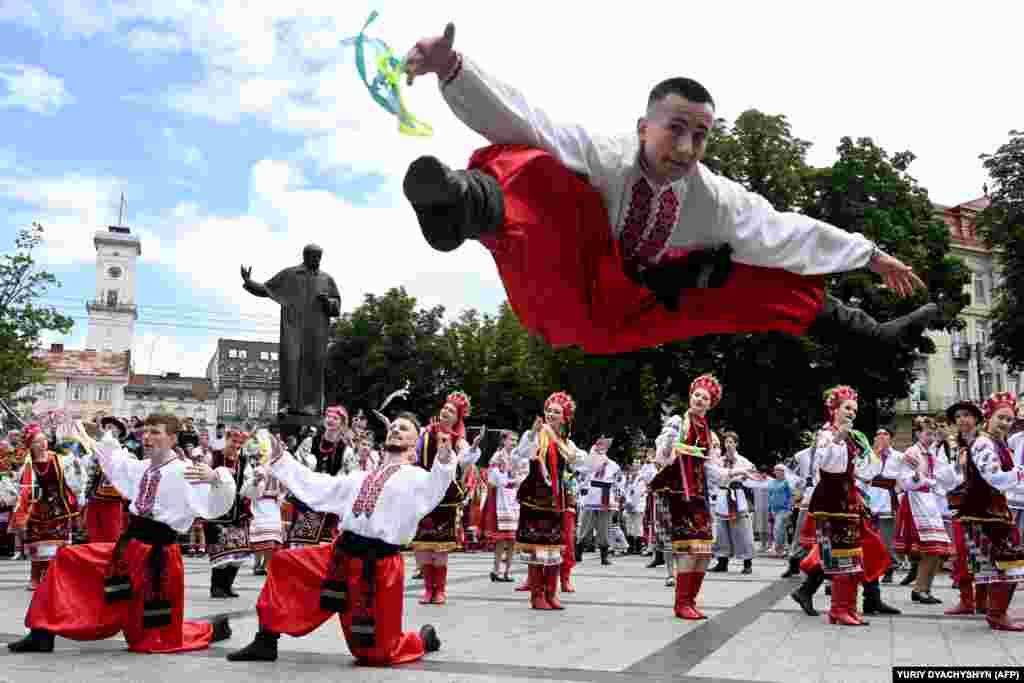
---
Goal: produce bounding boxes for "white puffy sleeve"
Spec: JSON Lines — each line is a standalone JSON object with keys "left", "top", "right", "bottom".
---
{"left": 184, "top": 467, "right": 237, "bottom": 520}
{"left": 971, "top": 437, "right": 1024, "bottom": 492}
{"left": 510, "top": 430, "right": 538, "bottom": 468}
{"left": 270, "top": 451, "right": 359, "bottom": 516}
{"left": 706, "top": 168, "right": 875, "bottom": 275}
{"left": 95, "top": 432, "right": 147, "bottom": 500}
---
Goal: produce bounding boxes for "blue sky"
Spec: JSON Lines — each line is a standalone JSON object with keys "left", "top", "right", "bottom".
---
{"left": 1, "top": 1, "right": 1021, "bottom": 376}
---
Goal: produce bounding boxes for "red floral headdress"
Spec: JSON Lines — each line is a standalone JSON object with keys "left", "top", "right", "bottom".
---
{"left": 544, "top": 391, "right": 576, "bottom": 424}
{"left": 21, "top": 423, "right": 43, "bottom": 448}
{"left": 444, "top": 390, "right": 471, "bottom": 440}
{"left": 226, "top": 428, "right": 249, "bottom": 449}
{"left": 824, "top": 385, "right": 859, "bottom": 423}
{"left": 689, "top": 374, "right": 722, "bottom": 409}
{"left": 982, "top": 391, "right": 1018, "bottom": 422}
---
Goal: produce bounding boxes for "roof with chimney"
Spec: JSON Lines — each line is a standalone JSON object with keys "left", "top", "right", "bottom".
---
{"left": 935, "top": 195, "right": 991, "bottom": 248}
{"left": 37, "top": 347, "right": 131, "bottom": 380}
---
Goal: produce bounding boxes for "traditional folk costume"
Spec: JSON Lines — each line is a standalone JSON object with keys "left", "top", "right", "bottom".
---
{"left": 242, "top": 460, "right": 286, "bottom": 575}
{"left": 649, "top": 375, "right": 723, "bottom": 620}
{"left": 867, "top": 439, "right": 903, "bottom": 582}
{"left": 206, "top": 430, "right": 253, "bottom": 599}
{"left": 286, "top": 411, "right": 352, "bottom": 548}
{"left": 411, "top": 391, "right": 482, "bottom": 605}
{"left": 0, "top": 441, "right": 22, "bottom": 557}
{"left": 405, "top": 52, "right": 938, "bottom": 355}
{"left": 82, "top": 417, "right": 131, "bottom": 544}
{"left": 184, "top": 442, "right": 213, "bottom": 555}
{"left": 708, "top": 449, "right": 759, "bottom": 574}
{"left": 482, "top": 442, "right": 526, "bottom": 582}
{"left": 227, "top": 443, "right": 455, "bottom": 665}
{"left": 952, "top": 392, "right": 1024, "bottom": 631}
{"left": 576, "top": 454, "right": 623, "bottom": 566}
{"left": 623, "top": 470, "right": 648, "bottom": 555}
{"left": 797, "top": 386, "right": 892, "bottom": 627}
{"left": 944, "top": 402, "right": 987, "bottom": 616}
{"left": 510, "top": 392, "right": 588, "bottom": 610}
{"left": 1009, "top": 431, "right": 1024, "bottom": 538}
{"left": 10, "top": 425, "right": 83, "bottom": 589}
{"left": 461, "top": 463, "right": 485, "bottom": 551}
{"left": 8, "top": 430, "right": 235, "bottom": 654}
{"left": 892, "top": 439, "right": 956, "bottom": 603}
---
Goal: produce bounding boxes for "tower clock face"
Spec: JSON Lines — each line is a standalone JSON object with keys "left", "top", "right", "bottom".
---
{"left": 107, "top": 266, "right": 123, "bottom": 279}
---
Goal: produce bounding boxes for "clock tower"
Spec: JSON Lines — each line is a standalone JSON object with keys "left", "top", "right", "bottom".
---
{"left": 86, "top": 225, "right": 141, "bottom": 353}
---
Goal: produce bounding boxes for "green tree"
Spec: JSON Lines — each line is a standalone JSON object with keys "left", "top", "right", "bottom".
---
{"left": 0, "top": 223, "right": 74, "bottom": 403}
{"left": 976, "top": 129, "right": 1024, "bottom": 371}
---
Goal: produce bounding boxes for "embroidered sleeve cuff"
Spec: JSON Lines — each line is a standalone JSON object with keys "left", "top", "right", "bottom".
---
{"left": 441, "top": 51, "right": 463, "bottom": 87}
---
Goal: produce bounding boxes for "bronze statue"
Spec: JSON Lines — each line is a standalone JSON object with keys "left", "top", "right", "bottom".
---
{"left": 240, "top": 244, "right": 341, "bottom": 417}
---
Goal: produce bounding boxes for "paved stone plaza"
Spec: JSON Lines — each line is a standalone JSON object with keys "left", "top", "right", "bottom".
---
{"left": 0, "top": 552, "right": 1019, "bottom": 683}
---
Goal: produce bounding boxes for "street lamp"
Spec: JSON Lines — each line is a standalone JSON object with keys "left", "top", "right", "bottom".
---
{"left": 974, "top": 342, "right": 985, "bottom": 402}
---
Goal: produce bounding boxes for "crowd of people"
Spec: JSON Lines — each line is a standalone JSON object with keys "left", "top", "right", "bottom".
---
{"left": 1, "top": 376, "right": 1021, "bottom": 667}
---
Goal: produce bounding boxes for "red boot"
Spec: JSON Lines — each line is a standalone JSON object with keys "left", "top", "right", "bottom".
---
{"left": 986, "top": 584, "right": 1024, "bottom": 631}
{"left": 530, "top": 566, "right": 552, "bottom": 610}
{"left": 945, "top": 577, "right": 975, "bottom": 615}
{"left": 674, "top": 573, "right": 698, "bottom": 619}
{"left": 419, "top": 564, "right": 435, "bottom": 604}
{"left": 827, "top": 575, "right": 860, "bottom": 626}
{"left": 545, "top": 566, "right": 564, "bottom": 610}
{"left": 560, "top": 563, "right": 575, "bottom": 593}
{"left": 689, "top": 572, "right": 708, "bottom": 619}
{"left": 432, "top": 565, "right": 448, "bottom": 605}
{"left": 975, "top": 584, "right": 990, "bottom": 615}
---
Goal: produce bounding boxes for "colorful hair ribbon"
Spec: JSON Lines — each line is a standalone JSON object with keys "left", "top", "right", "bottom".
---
{"left": 340, "top": 11, "right": 433, "bottom": 137}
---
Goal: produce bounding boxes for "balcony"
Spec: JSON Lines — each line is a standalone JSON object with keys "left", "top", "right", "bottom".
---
{"left": 86, "top": 300, "right": 139, "bottom": 318}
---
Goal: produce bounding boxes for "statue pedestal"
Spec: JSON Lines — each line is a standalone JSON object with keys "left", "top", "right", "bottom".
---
{"left": 276, "top": 413, "right": 321, "bottom": 440}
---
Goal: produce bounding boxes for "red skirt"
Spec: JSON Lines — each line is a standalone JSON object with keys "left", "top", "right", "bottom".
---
{"left": 257, "top": 545, "right": 426, "bottom": 666}
{"left": 85, "top": 500, "right": 125, "bottom": 544}
{"left": 26, "top": 541, "right": 213, "bottom": 653}
{"left": 469, "top": 145, "right": 826, "bottom": 355}
{"left": 799, "top": 515, "right": 891, "bottom": 582}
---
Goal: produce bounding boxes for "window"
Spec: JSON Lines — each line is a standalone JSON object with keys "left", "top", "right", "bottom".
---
{"left": 268, "top": 393, "right": 278, "bottom": 414}
{"left": 976, "top": 320, "right": 989, "bottom": 349}
{"left": 270, "top": 351, "right": 278, "bottom": 361}
{"left": 974, "top": 273, "right": 988, "bottom": 306}
{"left": 107, "top": 289, "right": 119, "bottom": 307}
{"left": 97, "top": 385, "right": 111, "bottom": 402}
{"left": 222, "top": 388, "right": 236, "bottom": 415}
{"left": 194, "top": 407, "right": 206, "bottom": 422}
{"left": 42, "top": 385, "right": 56, "bottom": 401}
{"left": 247, "top": 393, "right": 259, "bottom": 414}
{"left": 70, "top": 385, "right": 84, "bottom": 401}
{"left": 228, "top": 349, "right": 237, "bottom": 358}
{"left": 982, "top": 373, "right": 994, "bottom": 398}
{"left": 238, "top": 350, "right": 247, "bottom": 359}
{"left": 260, "top": 351, "right": 269, "bottom": 361}
{"left": 955, "top": 372, "right": 970, "bottom": 401}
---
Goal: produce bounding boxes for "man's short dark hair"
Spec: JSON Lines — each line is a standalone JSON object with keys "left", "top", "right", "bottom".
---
{"left": 648, "top": 77, "right": 715, "bottom": 110}
{"left": 394, "top": 411, "right": 422, "bottom": 433}
{"left": 145, "top": 414, "right": 181, "bottom": 435}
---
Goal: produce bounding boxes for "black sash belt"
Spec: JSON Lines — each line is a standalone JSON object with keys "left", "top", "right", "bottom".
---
{"left": 104, "top": 515, "right": 179, "bottom": 629}
{"left": 320, "top": 532, "right": 400, "bottom": 649}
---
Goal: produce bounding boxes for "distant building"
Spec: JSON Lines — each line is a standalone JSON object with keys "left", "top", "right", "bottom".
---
{"left": 891, "top": 195, "right": 1022, "bottom": 443}
{"left": 86, "top": 225, "right": 141, "bottom": 354}
{"left": 206, "top": 338, "right": 280, "bottom": 426}
{"left": 15, "top": 344, "right": 131, "bottom": 420}
{"left": 125, "top": 372, "right": 218, "bottom": 427}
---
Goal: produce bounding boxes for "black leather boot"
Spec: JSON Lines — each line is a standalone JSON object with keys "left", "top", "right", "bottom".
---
{"left": 210, "top": 616, "right": 232, "bottom": 643}
{"left": 791, "top": 568, "right": 825, "bottom": 616}
{"left": 708, "top": 558, "right": 729, "bottom": 573}
{"left": 647, "top": 551, "right": 665, "bottom": 568}
{"left": 781, "top": 557, "right": 801, "bottom": 579}
{"left": 899, "top": 563, "right": 918, "bottom": 586}
{"left": 7, "top": 629, "right": 55, "bottom": 653}
{"left": 403, "top": 156, "right": 504, "bottom": 253}
{"left": 224, "top": 564, "right": 241, "bottom": 598}
{"left": 227, "top": 629, "right": 279, "bottom": 662}
{"left": 741, "top": 559, "right": 753, "bottom": 575}
{"left": 811, "top": 294, "right": 939, "bottom": 349}
{"left": 575, "top": 542, "right": 584, "bottom": 562}
{"left": 638, "top": 245, "right": 734, "bottom": 311}
{"left": 420, "top": 624, "right": 441, "bottom": 653}
{"left": 600, "top": 546, "right": 612, "bottom": 566}
{"left": 210, "top": 567, "right": 230, "bottom": 599}
{"left": 862, "top": 580, "right": 901, "bottom": 615}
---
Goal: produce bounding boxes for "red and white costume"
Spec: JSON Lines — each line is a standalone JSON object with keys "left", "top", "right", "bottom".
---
{"left": 251, "top": 446, "right": 455, "bottom": 665}
{"left": 21, "top": 431, "right": 236, "bottom": 653}
{"left": 893, "top": 442, "right": 956, "bottom": 558}
{"left": 439, "top": 56, "right": 876, "bottom": 354}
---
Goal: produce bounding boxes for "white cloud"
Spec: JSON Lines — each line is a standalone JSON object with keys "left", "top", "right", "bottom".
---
{"left": 163, "top": 127, "right": 207, "bottom": 173}
{"left": 0, "top": 63, "right": 75, "bottom": 115}
{"left": 121, "top": 28, "right": 185, "bottom": 52}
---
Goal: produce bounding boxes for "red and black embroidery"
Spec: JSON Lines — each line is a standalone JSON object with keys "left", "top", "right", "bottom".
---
{"left": 351, "top": 464, "right": 402, "bottom": 518}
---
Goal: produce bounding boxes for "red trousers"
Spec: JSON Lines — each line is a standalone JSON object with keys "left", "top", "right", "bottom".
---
{"left": 26, "top": 542, "right": 213, "bottom": 653}
{"left": 85, "top": 500, "right": 126, "bottom": 544}
{"left": 951, "top": 519, "right": 970, "bottom": 582}
{"left": 257, "top": 545, "right": 426, "bottom": 666}
{"left": 470, "top": 145, "right": 826, "bottom": 355}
